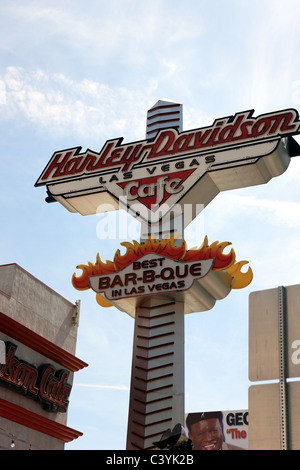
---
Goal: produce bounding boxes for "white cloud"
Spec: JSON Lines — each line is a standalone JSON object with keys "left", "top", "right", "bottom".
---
{"left": 226, "top": 194, "right": 300, "bottom": 228}
{"left": 1, "top": 1, "right": 203, "bottom": 64}
{"left": 0, "top": 66, "right": 152, "bottom": 141}
{"left": 75, "top": 383, "right": 129, "bottom": 391}
{"left": 243, "top": 0, "right": 300, "bottom": 111}
{"left": 0, "top": 80, "right": 5, "bottom": 105}
{"left": 1, "top": 65, "right": 225, "bottom": 144}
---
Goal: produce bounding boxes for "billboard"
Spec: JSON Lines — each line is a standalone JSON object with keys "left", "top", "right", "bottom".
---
{"left": 185, "top": 410, "right": 248, "bottom": 450}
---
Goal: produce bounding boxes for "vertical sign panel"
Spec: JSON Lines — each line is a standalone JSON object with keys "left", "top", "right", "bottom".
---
{"left": 249, "top": 285, "right": 300, "bottom": 381}
{"left": 249, "top": 382, "right": 300, "bottom": 450}
{"left": 249, "top": 384, "right": 281, "bottom": 450}
{"left": 249, "top": 288, "right": 280, "bottom": 381}
{"left": 285, "top": 285, "right": 300, "bottom": 378}
{"left": 249, "top": 284, "right": 300, "bottom": 449}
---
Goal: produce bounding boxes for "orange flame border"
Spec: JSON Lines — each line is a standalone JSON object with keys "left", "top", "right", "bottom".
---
{"left": 72, "top": 235, "right": 252, "bottom": 292}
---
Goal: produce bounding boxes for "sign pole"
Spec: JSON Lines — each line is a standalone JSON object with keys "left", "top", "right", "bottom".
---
{"left": 127, "top": 101, "right": 185, "bottom": 450}
{"left": 126, "top": 296, "right": 184, "bottom": 450}
{"left": 278, "top": 286, "right": 290, "bottom": 450}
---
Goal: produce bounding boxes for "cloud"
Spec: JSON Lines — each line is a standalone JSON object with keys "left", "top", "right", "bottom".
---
{"left": 241, "top": 0, "right": 300, "bottom": 111}
{"left": 224, "top": 193, "right": 300, "bottom": 228}
{"left": 75, "top": 383, "right": 129, "bottom": 391}
{"left": 0, "top": 66, "right": 152, "bottom": 141}
{"left": 0, "top": 1, "right": 204, "bottom": 65}
{"left": 0, "top": 80, "right": 5, "bottom": 105}
{"left": 0, "top": 64, "right": 217, "bottom": 145}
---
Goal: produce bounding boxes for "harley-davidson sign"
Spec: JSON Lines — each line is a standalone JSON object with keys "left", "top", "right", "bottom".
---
{"left": 35, "top": 108, "right": 300, "bottom": 225}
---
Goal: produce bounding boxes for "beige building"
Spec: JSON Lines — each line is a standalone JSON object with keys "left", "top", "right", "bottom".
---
{"left": 0, "top": 263, "right": 87, "bottom": 450}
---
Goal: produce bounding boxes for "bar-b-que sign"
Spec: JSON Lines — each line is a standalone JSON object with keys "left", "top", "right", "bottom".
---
{"left": 72, "top": 236, "right": 253, "bottom": 316}
{"left": 89, "top": 254, "right": 214, "bottom": 300}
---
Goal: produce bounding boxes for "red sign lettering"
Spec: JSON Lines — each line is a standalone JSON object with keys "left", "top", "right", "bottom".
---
{"left": 0, "top": 343, "right": 72, "bottom": 412}
{"left": 35, "top": 108, "right": 300, "bottom": 186}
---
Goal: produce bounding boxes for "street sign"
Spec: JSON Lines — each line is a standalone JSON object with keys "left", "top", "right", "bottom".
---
{"left": 249, "top": 284, "right": 300, "bottom": 381}
{"left": 249, "top": 381, "right": 300, "bottom": 450}
{"left": 249, "top": 284, "right": 300, "bottom": 450}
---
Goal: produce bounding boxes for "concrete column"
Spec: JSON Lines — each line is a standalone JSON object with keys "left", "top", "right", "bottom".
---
{"left": 126, "top": 296, "right": 184, "bottom": 450}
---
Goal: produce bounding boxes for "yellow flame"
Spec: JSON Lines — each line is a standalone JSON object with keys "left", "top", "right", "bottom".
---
{"left": 96, "top": 294, "right": 113, "bottom": 308}
{"left": 226, "top": 260, "right": 253, "bottom": 289}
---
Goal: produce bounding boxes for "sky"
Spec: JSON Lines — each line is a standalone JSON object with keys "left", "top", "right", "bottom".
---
{"left": 1, "top": 0, "right": 300, "bottom": 450}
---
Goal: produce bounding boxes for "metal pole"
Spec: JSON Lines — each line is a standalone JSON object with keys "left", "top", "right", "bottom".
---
{"left": 278, "top": 286, "right": 289, "bottom": 450}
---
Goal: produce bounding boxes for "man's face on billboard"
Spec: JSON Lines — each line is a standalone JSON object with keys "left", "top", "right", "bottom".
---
{"left": 189, "top": 418, "right": 223, "bottom": 450}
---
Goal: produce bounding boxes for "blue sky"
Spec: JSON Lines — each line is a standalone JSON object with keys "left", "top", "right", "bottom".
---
{"left": 1, "top": 0, "right": 300, "bottom": 450}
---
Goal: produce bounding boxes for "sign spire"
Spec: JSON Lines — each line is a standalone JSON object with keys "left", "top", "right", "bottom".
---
{"left": 146, "top": 99, "right": 182, "bottom": 140}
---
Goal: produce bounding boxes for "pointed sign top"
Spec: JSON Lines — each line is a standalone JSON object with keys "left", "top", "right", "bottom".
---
{"left": 146, "top": 99, "right": 183, "bottom": 140}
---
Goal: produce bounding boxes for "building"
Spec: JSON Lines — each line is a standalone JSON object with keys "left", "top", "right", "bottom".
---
{"left": 0, "top": 263, "right": 87, "bottom": 450}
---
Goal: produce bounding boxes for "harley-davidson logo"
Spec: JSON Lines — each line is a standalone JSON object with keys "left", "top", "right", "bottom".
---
{"left": 116, "top": 170, "right": 195, "bottom": 211}
{"left": 35, "top": 108, "right": 300, "bottom": 224}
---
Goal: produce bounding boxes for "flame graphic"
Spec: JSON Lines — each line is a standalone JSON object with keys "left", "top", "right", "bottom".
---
{"left": 72, "top": 236, "right": 252, "bottom": 294}
{"left": 72, "top": 253, "right": 116, "bottom": 291}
